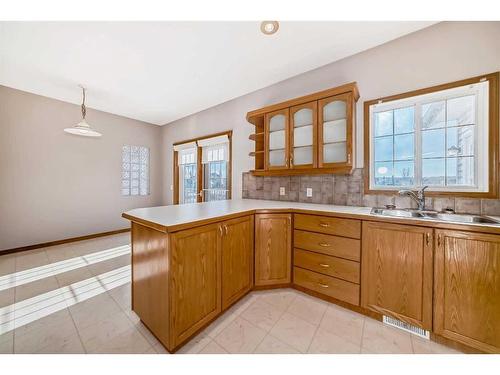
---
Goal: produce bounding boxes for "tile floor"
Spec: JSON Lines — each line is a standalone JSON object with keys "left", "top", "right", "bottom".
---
{"left": 0, "top": 233, "right": 461, "bottom": 354}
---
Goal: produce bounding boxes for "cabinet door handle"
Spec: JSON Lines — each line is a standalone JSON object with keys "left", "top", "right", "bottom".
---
{"left": 347, "top": 153, "right": 351, "bottom": 164}
{"left": 219, "top": 225, "right": 223, "bottom": 237}
{"left": 437, "top": 234, "right": 443, "bottom": 247}
{"left": 224, "top": 225, "right": 228, "bottom": 235}
{"left": 318, "top": 242, "right": 331, "bottom": 247}
{"left": 318, "top": 263, "right": 330, "bottom": 268}
{"left": 318, "top": 222, "right": 330, "bottom": 228}
{"left": 318, "top": 283, "right": 329, "bottom": 288}
{"left": 426, "top": 232, "right": 432, "bottom": 246}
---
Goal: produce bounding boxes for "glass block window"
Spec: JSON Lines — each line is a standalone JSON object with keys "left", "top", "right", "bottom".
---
{"left": 369, "top": 80, "right": 489, "bottom": 193}
{"left": 122, "top": 145, "right": 149, "bottom": 196}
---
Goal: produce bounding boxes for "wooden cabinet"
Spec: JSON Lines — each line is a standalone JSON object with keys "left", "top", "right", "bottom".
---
{"left": 290, "top": 101, "right": 317, "bottom": 169}
{"left": 221, "top": 216, "right": 254, "bottom": 310}
{"left": 255, "top": 213, "right": 292, "bottom": 286}
{"left": 169, "top": 215, "right": 254, "bottom": 349}
{"left": 434, "top": 230, "right": 500, "bottom": 353}
{"left": 318, "top": 93, "right": 353, "bottom": 168}
{"left": 170, "top": 223, "right": 222, "bottom": 347}
{"left": 294, "top": 267, "right": 360, "bottom": 306}
{"left": 248, "top": 83, "right": 359, "bottom": 176}
{"left": 361, "top": 221, "right": 433, "bottom": 330}
{"left": 265, "top": 109, "right": 289, "bottom": 170}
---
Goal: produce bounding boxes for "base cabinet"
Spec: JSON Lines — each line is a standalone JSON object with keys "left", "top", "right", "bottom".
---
{"left": 361, "top": 221, "right": 433, "bottom": 330}
{"left": 434, "top": 229, "right": 500, "bottom": 353}
{"left": 170, "top": 223, "right": 222, "bottom": 348}
{"left": 221, "top": 215, "right": 254, "bottom": 310}
{"left": 254, "top": 213, "right": 292, "bottom": 286}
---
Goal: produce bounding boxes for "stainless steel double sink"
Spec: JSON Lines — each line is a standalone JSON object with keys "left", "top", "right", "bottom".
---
{"left": 370, "top": 207, "right": 500, "bottom": 225}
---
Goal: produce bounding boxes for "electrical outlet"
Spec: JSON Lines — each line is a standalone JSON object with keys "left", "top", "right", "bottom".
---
{"left": 306, "top": 187, "right": 313, "bottom": 197}
{"left": 279, "top": 187, "right": 286, "bottom": 196}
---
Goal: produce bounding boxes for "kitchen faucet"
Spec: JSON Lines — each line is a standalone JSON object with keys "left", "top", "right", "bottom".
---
{"left": 398, "top": 186, "right": 428, "bottom": 211}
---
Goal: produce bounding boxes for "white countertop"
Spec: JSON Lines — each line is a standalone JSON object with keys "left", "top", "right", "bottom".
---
{"left": 123, "top": 198, "right": 500, "bottom": 233}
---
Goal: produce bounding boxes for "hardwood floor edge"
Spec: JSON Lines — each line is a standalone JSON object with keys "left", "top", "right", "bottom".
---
{"left": 0, "top": 228, "right": 130, "bottom": 255}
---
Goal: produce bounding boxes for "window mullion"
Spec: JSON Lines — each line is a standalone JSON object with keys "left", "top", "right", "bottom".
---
{"left": 415, "top": 103, "right": 422, "bottom": 188}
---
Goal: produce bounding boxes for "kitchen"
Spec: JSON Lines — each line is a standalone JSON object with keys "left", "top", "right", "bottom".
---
{"left": 0, "top": 8, "right": 499, "bottom": 374}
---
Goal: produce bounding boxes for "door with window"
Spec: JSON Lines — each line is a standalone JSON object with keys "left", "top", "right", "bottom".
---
{"left": 174, "top": 132, "right": 232, "bottom": 204}
{"left": 174, "top": 142, "right": 199, "bottom": 204}
{"left": 199, "top": 135, "right": 230, "bottom": 202}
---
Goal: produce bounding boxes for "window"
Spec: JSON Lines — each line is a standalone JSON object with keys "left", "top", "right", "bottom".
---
{"left": 173, "top": 131, "right": 232, "bottom": 204}
{"left": 122, "top": 145, "right": 149, "bottom": 196}
{"left": 175, "top": 144, "right": 198, "bottom": 204}
{"left": 199, "top": 136, "right": 230, "bottom": 202}
{"left": 366, "top": 77, "right": 495, "bottom": 195}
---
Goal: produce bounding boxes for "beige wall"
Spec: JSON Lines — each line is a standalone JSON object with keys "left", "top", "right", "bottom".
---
{"left": 161, "top": 21, "right": 500, "bottom": 205}
{"left": 0, "top": 86, "right": 163, "bottom": 251}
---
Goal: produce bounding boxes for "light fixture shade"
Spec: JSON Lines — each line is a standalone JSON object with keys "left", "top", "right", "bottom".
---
{"left": 64, "top": 119, "right": 102, "bottom": 137}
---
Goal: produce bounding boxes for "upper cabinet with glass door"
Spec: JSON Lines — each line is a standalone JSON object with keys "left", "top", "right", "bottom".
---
{"left": 290, "top": 102, "right": 317, "bottom": 169}
{"left": 265, "top": 109, "right": 289, "bottom": 170}
{"left": 318, "top": 93, "right": 353, "bottom": 168}
{"left": 247, "top": 82, "right": 359, "bottom": 176}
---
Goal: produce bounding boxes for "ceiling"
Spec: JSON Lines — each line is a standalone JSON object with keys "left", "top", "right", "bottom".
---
{"left": 0, "top": 21, "right": 436, "bottom": 125}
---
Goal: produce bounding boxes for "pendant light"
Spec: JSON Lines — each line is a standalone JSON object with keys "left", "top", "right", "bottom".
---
{"left": 64, "top": 86, "right": 102, "bottom": 137}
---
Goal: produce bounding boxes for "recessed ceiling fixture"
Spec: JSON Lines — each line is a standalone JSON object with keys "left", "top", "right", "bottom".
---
{"left": 64, "top": 86, "right": 102, "bottom": 137}
{"left": 260, "top": 21, "right": 279, "bottom": 35}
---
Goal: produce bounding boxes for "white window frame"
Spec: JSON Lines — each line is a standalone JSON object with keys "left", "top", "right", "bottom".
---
{"left": 369, "top": 81, "right": 489, "bottom": 193}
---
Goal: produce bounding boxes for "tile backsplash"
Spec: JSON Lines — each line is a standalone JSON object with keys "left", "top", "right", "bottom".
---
{"left": 242, "top": 168, "right": 500, "bottom": 216}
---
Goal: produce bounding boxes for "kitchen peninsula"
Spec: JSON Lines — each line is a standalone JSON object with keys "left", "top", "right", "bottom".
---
{"left": 123, "top": 199, "right": 500, "bottom": 353}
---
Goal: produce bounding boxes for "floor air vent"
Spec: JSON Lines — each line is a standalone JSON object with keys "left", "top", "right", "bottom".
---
{"left": 383, "top": 316, "right": 430, "bottom": 339}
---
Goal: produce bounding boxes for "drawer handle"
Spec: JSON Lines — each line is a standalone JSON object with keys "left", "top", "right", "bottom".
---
{"left": 318, "top": 242, "right": 331, "bottom": 247}
{"left": 318, "top": 283, "right": 329, "bottom": 288}
{"left": 318, "top": 263, "right": 330, "bottom": 268}
{"left": 318, "top": 222, "right": 330, "bottom": 228}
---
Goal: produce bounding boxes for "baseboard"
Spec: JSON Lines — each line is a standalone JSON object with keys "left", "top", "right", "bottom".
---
{"left": 0, "top": 228, "right": 130, "bottom": 256}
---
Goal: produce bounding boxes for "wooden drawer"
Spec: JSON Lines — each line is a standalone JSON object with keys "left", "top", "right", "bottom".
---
{"left": 294, "top": 214, "right": 361, "bottom": 239}
{"left": 294, "top": 267, "right": 360, "bottom": 306}
{"left": 294, "top": 230, "right": 360, "bottom": 261}
{"left": 294, "top": 248, "right": 360, "bottom": 284}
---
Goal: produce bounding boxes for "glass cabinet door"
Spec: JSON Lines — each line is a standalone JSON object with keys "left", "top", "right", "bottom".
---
{"left": 318, "top": 93, "right": 352, "bottom": 167}
{"left": 265, "top": 109, "right": 289, "bottom": 169}
{"left": 290, "top": 102, "right": 317, "bottom": 169}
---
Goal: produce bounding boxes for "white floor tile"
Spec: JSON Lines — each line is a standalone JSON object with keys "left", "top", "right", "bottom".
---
{"left": 214, "top": 317, "right": 266, "bottom": 353}
{"left": 269, "top": 312, "right": 317, "bottom": 353}
{"left": 254, "top": 334, "right": 300, "bottom": 354}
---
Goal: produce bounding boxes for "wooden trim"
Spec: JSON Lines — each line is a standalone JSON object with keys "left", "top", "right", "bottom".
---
{"left": 0, "top": 228, "right": 130, "bottom": 255}
{"left": 252, "top": 283, "right": 292, "bottom": 291}
{"left": 247, "top": 82, "right": 359, "bottom": 125}
{"left": 173, "top": 130, "right": 233, "bottom": 204}
{"left": 173, "top": 151, "right": 179, "bottom": 205}
{"left": 227, "top": 131, "right": 232, "bottom": 199}
{"left": 172, "top": 130, "right": 233, "bottom": 147}
{"left": 364, "top": 72, "right": 500, "bottom": 199}
{"left": 196, "top": 145, "right": 203, "bottom": 202}
{"left": 250, "top": 166, "right": 353, "bottom": 176}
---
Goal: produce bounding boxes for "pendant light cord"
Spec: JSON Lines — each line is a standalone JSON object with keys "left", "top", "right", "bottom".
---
{"left": 81, "top": 87, "right": 87, "bottom": 120}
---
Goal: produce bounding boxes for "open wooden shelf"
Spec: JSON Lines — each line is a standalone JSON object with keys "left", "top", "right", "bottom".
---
{"left": 249, "top": 150, "right": 264, "bottom": 157}
{"left": 249, "top": 132, "right": 264, "bottom": 141}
